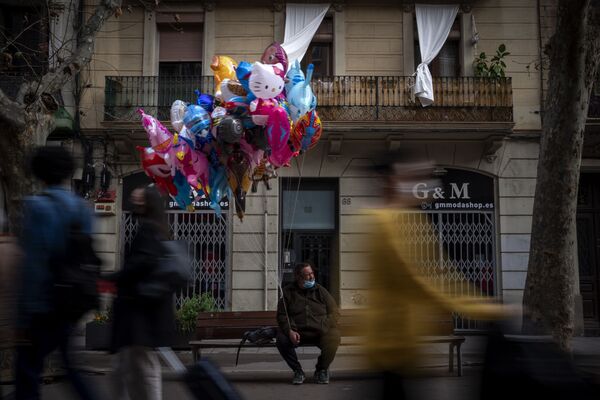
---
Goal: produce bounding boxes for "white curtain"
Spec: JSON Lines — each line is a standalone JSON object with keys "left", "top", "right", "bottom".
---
{"left": 282, "top": 3, "right": 330, "bottom": 67}
{"left": 414, "top": 4, "right": 459, "bottom": 106}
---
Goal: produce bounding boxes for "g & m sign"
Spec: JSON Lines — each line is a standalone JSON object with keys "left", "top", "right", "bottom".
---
{"left": 415, "top": 169, "right": 494, "bottom": 211}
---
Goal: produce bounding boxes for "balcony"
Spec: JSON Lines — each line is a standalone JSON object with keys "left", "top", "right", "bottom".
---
{"left": 104, "top": 75, "right": 513, "bottom": 125}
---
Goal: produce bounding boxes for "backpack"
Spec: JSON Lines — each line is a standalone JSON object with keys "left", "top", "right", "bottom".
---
{"left": 135, "top": 240, "right": 191, "bottom": 300}
{"left": 44, "top": 193, "right": 102, "bottom": 322}
{"left": 235, "top": 326, "right": 277, "bottom": 366}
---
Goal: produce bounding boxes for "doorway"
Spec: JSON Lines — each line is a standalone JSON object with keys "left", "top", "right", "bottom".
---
{"left": 280, "top": 178, "right": 339, "bottom": 300}
{"left": 577, "top": 173, "right": 600, "bottom": 335}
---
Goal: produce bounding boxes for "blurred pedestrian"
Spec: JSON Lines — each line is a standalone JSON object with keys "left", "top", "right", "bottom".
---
{"left": 109, "top": 186, "right": 176, "bottom": 400}
{"left": 276, "top": 262, "right": 340, "bottom": 385}
{"left": 15, "top": 146, "right": 98, "bottom": 400}
{"left": 363, "top": 151, "right": 509, "bottom": 399}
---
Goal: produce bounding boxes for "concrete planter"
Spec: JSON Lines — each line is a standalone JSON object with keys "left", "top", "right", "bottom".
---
{"left": 85, "top": 322, "right": 112, "bottom": 350}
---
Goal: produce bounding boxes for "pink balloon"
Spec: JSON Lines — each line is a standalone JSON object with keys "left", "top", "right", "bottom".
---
{"left": 249, "top": 98, "right": 277, "bottom": 126}
{"left": 173, "top": 140, "right": 210, "bottom": 191}
{"left": 269, "top": 142, "right": 296, "bottom": 168}
{"left": 239, "top": 138, "right": 264, "bottom": 169}
{"left": 138, "top": 109, "right": 173, "bottom": 154}
{"left": 264, "top": 105, "right": 293, "bottom": 167}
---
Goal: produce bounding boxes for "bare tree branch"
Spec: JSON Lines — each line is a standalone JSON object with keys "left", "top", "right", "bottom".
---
{"left": 39, "top": 0, "right": 122, "bottom": 97}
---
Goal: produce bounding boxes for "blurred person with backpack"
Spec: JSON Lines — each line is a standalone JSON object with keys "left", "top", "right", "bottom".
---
{"left": 15, "top": 146, "right": 100, "bottom": 400}
{"left": 108, "top": 186, "right": 176, "bottom": 400}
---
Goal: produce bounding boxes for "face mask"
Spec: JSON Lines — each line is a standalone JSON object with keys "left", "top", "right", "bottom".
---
{"left": 303, "top": 279, "right": 316, "bottom": 289}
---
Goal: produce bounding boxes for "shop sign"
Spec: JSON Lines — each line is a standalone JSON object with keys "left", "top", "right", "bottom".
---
{"left": 416, "top": 169, "right": 494, "bottom": 211}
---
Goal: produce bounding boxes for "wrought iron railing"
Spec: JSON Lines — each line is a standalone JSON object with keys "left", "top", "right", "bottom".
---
{"left": 104, "top": 75, "right": 513, "bottom": 123}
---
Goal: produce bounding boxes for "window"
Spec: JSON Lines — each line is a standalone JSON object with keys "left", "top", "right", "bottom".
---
{"left": 157, "top": 23, "right": 203, "bottom": 117}
{"left": 414, "top": 17, "right": 461, "bottom": 77}
{"left": 158, "top": 23, "right": 203, "bottom": 75}
{"left": 159, "top": 62, "right": 202, "bottom": 77}
{"left": 301, "top": 16, "right": 333, "bottom": 79}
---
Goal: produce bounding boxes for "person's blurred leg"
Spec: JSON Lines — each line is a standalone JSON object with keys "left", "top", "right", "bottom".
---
{"left": 59, "top": 322, "right": 98, "bottom": 400}
{"left": 125, "top": 346, "right": 161, "bottom": 400}
{"left": 382, "top": 371, "right": 407, "bottom": 400}
{"left": 110, "top": 349, "right": 129, "bottom": 400}
{"left": 15, "top": 315, "right": 60, "bottom": 400}
{"left": 15, "top": 342, "right": 43, "bottom": 400}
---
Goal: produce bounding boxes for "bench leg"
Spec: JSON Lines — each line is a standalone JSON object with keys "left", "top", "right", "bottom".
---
{"left": 192, "top": 345, "right": 201, "bottom": 363}
{"left": 448, "top": 343, "right": 455, "bottom": 373}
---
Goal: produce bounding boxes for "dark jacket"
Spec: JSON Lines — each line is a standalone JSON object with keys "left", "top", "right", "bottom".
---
{"left": 277, "top": 283, "right": 339, "bottom": 335}
{"left": 111, "top": 220, "right": 175, "bottom": 350}
{"left": 18, "top": 186, "right": 93, "bottom": 327}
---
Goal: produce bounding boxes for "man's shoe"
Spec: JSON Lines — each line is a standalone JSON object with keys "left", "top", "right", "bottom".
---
{"left": 314, "top": 369, "right": 329, "bottom": 384}
{"left": 292, "top": 370, "right": 305, "bottom": 385}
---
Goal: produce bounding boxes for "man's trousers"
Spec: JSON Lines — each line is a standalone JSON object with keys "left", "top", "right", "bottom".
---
{"left": 275, "top": 328, "right": 341, "bottom": 372}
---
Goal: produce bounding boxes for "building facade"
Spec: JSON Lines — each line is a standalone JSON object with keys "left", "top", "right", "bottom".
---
{"left": 56, "top": 0, "right": 600, "bottom": 333}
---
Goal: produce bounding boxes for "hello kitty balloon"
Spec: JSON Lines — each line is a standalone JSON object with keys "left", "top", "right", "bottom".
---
{"left": 249, "top": 62, "right": 285, "bottom": 100}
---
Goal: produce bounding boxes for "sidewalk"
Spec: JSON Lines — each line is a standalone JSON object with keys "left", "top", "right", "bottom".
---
{"left": 2, "top": 336, "right": 599, "bottom": 400}
{"left": 65, "top": 335, "right": 600, "bottom": 381}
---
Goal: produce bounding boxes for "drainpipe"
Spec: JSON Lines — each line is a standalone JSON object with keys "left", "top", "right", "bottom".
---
{"left": 264, "top": 194, "right": 269, "bottom": 311}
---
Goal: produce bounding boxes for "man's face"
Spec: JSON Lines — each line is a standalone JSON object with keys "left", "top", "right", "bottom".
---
{"left": 296, "top": 266, "right": 315, "bottom": 287}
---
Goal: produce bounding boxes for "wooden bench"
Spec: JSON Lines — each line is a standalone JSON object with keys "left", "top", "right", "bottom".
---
{"left": 190, "top": 310, "right": 467, "bottom": 376}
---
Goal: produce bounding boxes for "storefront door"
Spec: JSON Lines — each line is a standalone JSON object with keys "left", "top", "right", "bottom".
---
{"left": 280, "top": 179, "right": 338, "bottom": 298}
{"left": 577, "top": 173, "right": 600, "bottom": 335}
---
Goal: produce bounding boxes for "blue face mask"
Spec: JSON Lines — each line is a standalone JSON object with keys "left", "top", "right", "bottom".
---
{"left": 303, "top": 279, "right": 316, "bottom": 289}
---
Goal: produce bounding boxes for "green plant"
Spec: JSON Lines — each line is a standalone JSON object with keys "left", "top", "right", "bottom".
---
{"left": 474, "top": 44, "right": 510, "bottom": 78}
{"left": 176, "top": 293, "right": 217, "bottom": 333}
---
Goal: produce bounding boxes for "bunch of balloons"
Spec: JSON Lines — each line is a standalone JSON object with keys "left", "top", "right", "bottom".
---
{"left": 138, "top": 42, "right": 322, "bottom": 220}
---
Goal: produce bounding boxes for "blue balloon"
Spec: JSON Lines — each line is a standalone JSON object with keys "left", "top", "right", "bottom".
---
{"left": 171, "top": 170, "right": 193, "bottom": 210}
{"left": 235, "top": 61, "right": 256, "bottom": 103}
{"left": 194, "top": 89, "right": 215, "bottom": 113}
{"left": 183, "top": 104, "right": 211, "bottom": 135}
{"left": 208, "top": 165, "right": 231, "bottom": 215}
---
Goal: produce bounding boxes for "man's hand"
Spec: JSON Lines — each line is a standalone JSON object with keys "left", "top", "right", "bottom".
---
{"left": 289, "top": 330, "right": 301, "bottom": 345}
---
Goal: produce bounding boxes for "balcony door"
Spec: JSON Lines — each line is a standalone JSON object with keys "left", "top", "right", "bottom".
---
{"left": 577, "top": 173, "right": 600, "bottom": 335}
{"left": 157, "top": 23, "right": 203, "bottom": 119}
{"left": 280, "top": 179, "right": 339, "bottom": 300}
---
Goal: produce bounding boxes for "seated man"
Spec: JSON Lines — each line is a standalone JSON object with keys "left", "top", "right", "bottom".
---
{"left": 276, "top": 263, "right": 340, "bottom": 385}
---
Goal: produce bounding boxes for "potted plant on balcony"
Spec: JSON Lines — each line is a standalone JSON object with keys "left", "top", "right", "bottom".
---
{"left": 85, "top": 307, "right": 112, "bottom": 350}
{"left": 473, "top": 44, "right": 511, "bottom": 107}
{"left": 174, "top": 293, "right": 217, "bottom": 349}
{"left": 474, "top": 43, "right": 510, "bottom": 79}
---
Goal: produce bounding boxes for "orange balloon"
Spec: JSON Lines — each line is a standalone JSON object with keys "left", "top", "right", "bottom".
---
{"left": 210, "top": 55, "right": 238, "bottom": 96}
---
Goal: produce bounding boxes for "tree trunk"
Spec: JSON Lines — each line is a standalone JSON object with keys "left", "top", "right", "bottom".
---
{"left": 0, "top": 112, "right": 53, "bottom": 233}
{"left": 0, "top": 0, "right": 122, "bottom": 232}
{"left": 522, "top": 0, "right": 600, "bottom": 351}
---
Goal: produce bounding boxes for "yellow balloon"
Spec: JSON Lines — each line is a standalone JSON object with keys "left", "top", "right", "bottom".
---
{"left": 210, "top": 55, "right": 238, "bottom": 97}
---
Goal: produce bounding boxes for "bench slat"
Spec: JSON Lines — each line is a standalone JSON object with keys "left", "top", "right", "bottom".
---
{"left": 198, "top": 318, "right": 276, "bottom": 327}
{"left": 197, "top": 311, "right": 276, "bottom": 320}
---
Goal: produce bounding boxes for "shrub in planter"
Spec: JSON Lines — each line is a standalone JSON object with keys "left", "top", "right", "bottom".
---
{"left": 176, "top": 293, "right": 217, "bottom": 334}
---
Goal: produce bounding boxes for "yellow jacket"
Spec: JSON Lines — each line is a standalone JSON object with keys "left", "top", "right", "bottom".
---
{"left": 364, "top": 208, "right": 507, "bottom": 371}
